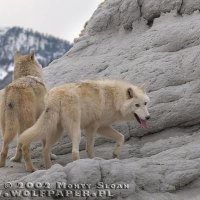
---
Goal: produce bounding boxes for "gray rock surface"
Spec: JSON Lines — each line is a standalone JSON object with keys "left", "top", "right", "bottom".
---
{"left": 1, "top": 0, "right": 200, "bottom": 199}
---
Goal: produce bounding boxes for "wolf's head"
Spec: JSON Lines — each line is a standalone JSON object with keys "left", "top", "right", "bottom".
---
{"left": 121, "top": 84, "right": 150, "bottom": 129}
{"left": 13, "top": 51, "right": 43, "bottom": 80}
{"left": 14, "top": 51, "right": 41, "bottom": 66}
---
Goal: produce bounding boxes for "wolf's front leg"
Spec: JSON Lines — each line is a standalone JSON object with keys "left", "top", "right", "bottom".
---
{"left": 68, "top": 126, "right": 81, "bottom": 161}
{"left": 85, "top": 125, "right": 98, "bottom": 158}
{"left": 62, "top": 108, "right": 81, "bottom": 161}
{"left": 43, "top": 145, "right": 52, "bottom": 169}
{"left": 98, "top": 126, "right": 124, "bottom": 158}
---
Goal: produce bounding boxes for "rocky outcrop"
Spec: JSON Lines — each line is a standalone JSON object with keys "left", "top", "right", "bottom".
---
{"left": 1, "top": 0, "right": 200, "bottom": 199}
{"left": 44, "top": 0, "right": 200, "bottom": 138}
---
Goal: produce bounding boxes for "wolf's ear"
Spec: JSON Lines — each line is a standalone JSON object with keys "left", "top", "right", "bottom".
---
{"left": 139, "top": 83, "right": 146, "bottom": 93}
{"left": 127, "top": 88, "right": 136, "bottom": 99}
{"left": 29, "top": 51, "right": 35, "bottom": 60}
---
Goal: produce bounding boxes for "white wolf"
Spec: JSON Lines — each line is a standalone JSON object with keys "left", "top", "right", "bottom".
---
{"left": 19, "top": 80, "right": 150, "bottom": 172}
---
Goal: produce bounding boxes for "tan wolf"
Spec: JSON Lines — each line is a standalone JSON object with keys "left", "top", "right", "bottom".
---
{"left": 13, "top": 51, "right": 43, "bottom": 80}
{"left": 19, "top": 80, "right": 150, "bottom": 172}
{"left": 0, "top": 52, "right": 47, "bottom": 167}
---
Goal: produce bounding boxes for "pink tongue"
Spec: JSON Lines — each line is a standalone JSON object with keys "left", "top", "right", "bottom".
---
{"left": 140, "top": 119, "right": 148, "bottom": 129}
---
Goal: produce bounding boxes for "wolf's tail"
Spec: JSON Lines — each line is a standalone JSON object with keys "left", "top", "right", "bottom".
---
{"left": 19, "top": 108, "right": 60, "bottom": 146}
{"left": 0, "top": 87, "right": 20, "bottom": 139}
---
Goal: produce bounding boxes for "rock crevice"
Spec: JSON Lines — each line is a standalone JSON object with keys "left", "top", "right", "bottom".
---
{"left": 1, "top": 0, "right": 200, "bottom": 199}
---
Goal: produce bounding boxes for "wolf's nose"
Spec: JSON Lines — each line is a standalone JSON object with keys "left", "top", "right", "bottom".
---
{"left": 145, "top": 116, "right": 150, "bottom": 120}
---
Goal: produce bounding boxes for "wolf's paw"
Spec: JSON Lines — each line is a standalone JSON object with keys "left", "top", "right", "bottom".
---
{"left": 26, "top": 166, "right": 37, "bottom": 173}
{"left": 72, "top": 151, "right": 80, "bottom": 160}
{"left": 10, "top": 156, "right": 21, "bottom": 162}
{"left": 112, "top": 153, "right": 119, "bottom": 159}
{"left": 0, "top": 161, "right": 5, "bottom": 168}
{"left": 50, "top": 153, "right": 57, "bottom": 160}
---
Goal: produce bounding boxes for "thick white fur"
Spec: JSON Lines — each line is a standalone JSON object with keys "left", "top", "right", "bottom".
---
{"left": 19, "top": 80, "right": 150, "bottom": 172}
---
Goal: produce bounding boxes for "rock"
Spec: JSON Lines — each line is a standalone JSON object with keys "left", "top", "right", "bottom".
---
{"left": 44, "top": 7, "right": 200, "bottom": 138}
{"left": 1, "top": 0, "right": 200, "bottom": 199}
{"left": 84, "top": 0, "right": 141, "bottom": 34}
{"left": 181, "top": 0, "right": 200, "bottom": 14}
{"left": 139, "top": 0, "right": 182, "bottom": 22}
{"left": 7, "top": 137, "right": 200, "bottom": 199}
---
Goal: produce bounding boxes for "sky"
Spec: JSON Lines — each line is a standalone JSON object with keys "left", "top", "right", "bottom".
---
{"left": 0, "top": 0, "right": 103, "bottom": 43}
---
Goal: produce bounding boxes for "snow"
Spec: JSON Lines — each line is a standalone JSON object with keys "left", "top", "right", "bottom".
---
{"left": 36, "top": 54, "right": 46, "bottom": 62}
{"left": 15, "top": 33, "right": 28, "bottom": 50}
{"left": 7, "top": 64, "right": 14, "bottom": 72}
{"left": 0, "top": 68, "right": 8, "bottom": 80}
{"left": 1, "top": 0, "right": 200, "bottom": 199}
{"left": 0, "top": 27, "right": 8, "bottom": 35}
{"left": 0, "top": 26, "right": 71, "bottom": 89}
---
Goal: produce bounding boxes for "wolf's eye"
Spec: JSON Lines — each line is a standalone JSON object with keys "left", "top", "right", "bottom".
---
{"left": 135, "top": 104, "right": 140, "bottom": 107}
{"left": 144, "top": 102, "right": 147, "bottom": 105}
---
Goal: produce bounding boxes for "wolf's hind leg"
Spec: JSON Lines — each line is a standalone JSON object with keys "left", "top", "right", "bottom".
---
{"left": 61, "top": 103, "right": 81, "bottom": 161}
{"left": 50, "top": 153, "right": 57, "bottom": 160}
{"left": 43, "top": 125, "right": 63, "bottom": 169}
{"left": 22, "top": 144, "right": 37, "bottom": 172}
{"left": 10, "top": 142, "right": 22, "bottom": 162}
{"left": 0, "top": 131, "right": 16, "bottom": 167}
{"left": 98, "top": 126, "right": 124, "bottom": 158}
{"left": 11, "top": 107, "right": 36, "bottom": 163}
